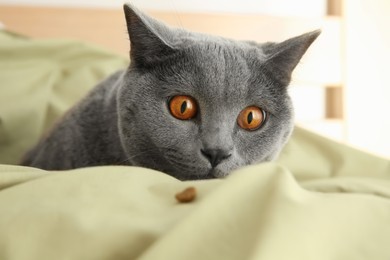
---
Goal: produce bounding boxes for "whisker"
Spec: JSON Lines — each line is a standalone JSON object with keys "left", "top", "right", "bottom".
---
{"left": 113, "top": 148, "right": 159, "bottom": 165}
{"left": 169, "top": 0, "right": 184, "bottom": 30}
{"left": 113, "top": 143, "right": 179, "bottom": 165}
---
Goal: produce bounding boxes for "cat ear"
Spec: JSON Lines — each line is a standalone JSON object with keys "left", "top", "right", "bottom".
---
{"left": 262, "top": 30, "right": 321, "bottom": 86}
{"left": 123, "top": 4, "right": 176, "bottom": 67}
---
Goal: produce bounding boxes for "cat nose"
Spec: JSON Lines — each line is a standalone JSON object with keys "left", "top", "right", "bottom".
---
{"left": 201, "top": 149, "right": 232, "bottom": 167}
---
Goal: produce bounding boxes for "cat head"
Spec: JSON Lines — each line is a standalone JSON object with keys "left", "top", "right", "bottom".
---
{"left": 117, "top": 4, "right": 320, "bottom": 180}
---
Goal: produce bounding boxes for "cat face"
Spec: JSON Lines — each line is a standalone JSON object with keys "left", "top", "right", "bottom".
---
{"left": 117, "top": 4, "right": 320, "bottom": 180}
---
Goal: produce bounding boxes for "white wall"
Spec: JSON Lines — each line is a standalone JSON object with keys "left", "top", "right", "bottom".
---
{"left": 344, "top": 0, "right": 390, "bottom": 158}
{"left": 0, "top": 0, "right": 326, "bottom": 16}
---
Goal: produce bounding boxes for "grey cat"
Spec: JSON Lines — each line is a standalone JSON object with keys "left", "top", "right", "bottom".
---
{"left": 21, "top": 4, "right": 320, "bottom": 180}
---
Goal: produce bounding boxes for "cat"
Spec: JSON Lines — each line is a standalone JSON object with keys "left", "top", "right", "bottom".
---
{"left": 21, "top": 4, "right": 320, "bottom": 180}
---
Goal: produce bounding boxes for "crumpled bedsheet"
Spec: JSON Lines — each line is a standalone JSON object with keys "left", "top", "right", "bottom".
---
{"left": 0, "top": 30, "right": 389, "bottom": 260}
{"left": 1, "top": 160, "right": 390, "bottom": 260}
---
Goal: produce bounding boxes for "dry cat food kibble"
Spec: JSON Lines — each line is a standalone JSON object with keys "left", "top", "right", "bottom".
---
{"left": 175, "top": 187, "right": 197, "bottom": 203}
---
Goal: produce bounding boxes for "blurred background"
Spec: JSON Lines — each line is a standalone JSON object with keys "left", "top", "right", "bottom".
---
{"left": 0, "top": 0, "right": 389, "bottom": 159}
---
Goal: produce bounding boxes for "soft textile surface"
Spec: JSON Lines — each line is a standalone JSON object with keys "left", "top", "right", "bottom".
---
{"left": 1, "top": 160, "right": 390, "bottom": 260}
{"left": 0, "top": 31, "right": 128, "bottom": 164}
{"left": 1, "top": 31, "right": 390, "bottom": 260}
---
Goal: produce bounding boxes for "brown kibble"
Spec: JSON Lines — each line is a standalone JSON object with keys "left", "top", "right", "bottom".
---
{"left": 175, "top": 186, "right": 197, "bottom": 203}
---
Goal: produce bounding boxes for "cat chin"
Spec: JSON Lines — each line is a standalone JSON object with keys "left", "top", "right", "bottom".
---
{"left": 166, "top": 167, "right": 226, "bottom": 180}
{"left": 210, "top": 168, "right": 229, "bottom": 179}
{"left": 191, "top": 168, "right": 229, "bottom": 180}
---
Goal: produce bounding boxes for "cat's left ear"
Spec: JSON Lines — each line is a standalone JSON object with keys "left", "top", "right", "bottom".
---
{"left": 123, "top": 4, "right": 176, "bottom": 67}
{"left": 262, "top": 30, "right": 321, "bottom": 86}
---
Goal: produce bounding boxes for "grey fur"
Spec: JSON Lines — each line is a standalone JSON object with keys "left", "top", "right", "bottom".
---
{"left": 21, "top": 4, "right": 320, "bottom": 180}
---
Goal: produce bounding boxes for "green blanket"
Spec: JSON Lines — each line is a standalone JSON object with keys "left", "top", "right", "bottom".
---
{"left": 1, "top": 31, "right": 389, "bottom": 260}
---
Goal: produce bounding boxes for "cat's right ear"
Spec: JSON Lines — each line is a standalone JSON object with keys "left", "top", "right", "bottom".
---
{"left": 262, "top": 30, "right": 321, "bottom": 87}
{"left": 123, "top": 4, "right": 176, "bottom": 67}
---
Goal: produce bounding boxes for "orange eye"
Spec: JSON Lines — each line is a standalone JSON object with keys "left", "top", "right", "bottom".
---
{"left": 237, "top": 106, "right": 265, "bottom": 131}
{"left": 169, "top": 95, "right": 198, "bottom": 120}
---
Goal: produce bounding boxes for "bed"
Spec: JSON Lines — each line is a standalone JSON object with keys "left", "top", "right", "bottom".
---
{"left": 1, "top": 7, "right": 390, "bottom": 260}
